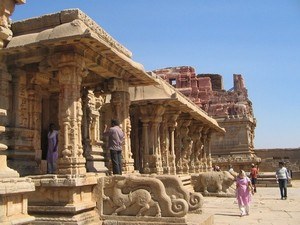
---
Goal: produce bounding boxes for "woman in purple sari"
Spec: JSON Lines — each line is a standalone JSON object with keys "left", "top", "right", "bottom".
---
{"left": 47, "top": 123, "right": 58, "bottom": 174}
{"left": 236, "top": 170, "right": 254, "bottom": 216}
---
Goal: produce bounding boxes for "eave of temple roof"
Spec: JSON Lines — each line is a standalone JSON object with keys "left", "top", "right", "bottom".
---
{"left": 1, "top": 9, "right": 157, "bottom": 87}
{"left": 129, "top": 76, "right": 225, "bottom": 134}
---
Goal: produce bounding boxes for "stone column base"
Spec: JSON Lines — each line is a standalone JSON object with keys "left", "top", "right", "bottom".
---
{"left": 28, "top": 173, "right": 103, "bottom": 225}
{"left": 0, "top": 177, "right": 35, "bottom": 225}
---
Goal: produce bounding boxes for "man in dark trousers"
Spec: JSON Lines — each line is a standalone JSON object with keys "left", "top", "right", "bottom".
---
{"left": 276, "top": 161, "right": 291, "bottom": 200}
{"left": 103, "top": 119, "right": 125, "bottom": 175}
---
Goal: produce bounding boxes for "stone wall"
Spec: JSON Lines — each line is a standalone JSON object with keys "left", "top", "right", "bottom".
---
{"left": 255, "top": 148, "right": 300, "bottom": 179}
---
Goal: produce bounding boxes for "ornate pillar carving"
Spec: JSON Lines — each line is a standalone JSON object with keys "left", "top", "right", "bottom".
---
{"left": 201, "top": 127, "right": 212, "bottom": 172}
{"left": 164, "top": 110, "right": 180, "bottom": 175}
{"left": 82, "top": 88, "right": 108, "bottom": 173}
{"left": 139, "top": 104, "right": 165, "bottom": 174}
{"left": 0, "top": 61, "right": 11, "bottom": 124}
{"left": 140, "top": 118, "right": 150, "bottom": 173}
{"left": 56, "top": 53, "right": 87, "bottom": 175}
{"left": 160, "top": 115, "right": 168, "bottom": 174}
{"left": 108, "top": 78, "right": 134, "bottom": 173}
{"left": 190, "top": 123, "right": 203, "bottom": 173}
{"left": 2, "top": 67, "right": 42, "bottom": 175}
{"left": 10, "top": 68, "right": 23, "bottom": 127}
{"left": 176, "top": 115, "right": 192, "bottom": 174}
{"left": 207, "top": 130, "right": 212, "bottom": 171}
{"left": 26, "top": 69, "right": 46, "bottom": 168}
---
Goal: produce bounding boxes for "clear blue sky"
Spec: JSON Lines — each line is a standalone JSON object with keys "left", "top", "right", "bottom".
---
{"left": 11, "top": 0, "right": 300, "bottom": 149}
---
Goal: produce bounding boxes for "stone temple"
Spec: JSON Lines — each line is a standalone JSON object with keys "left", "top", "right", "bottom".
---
{"left": 154, "top": 66, "right": 261, "bottom": 170}
{"left": 3, "top": 1, "right": 297, "bottom": 225}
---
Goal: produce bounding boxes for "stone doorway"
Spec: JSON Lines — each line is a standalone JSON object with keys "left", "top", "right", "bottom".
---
{"left": 41, "top": 93, "right": 59, "bottom": 173}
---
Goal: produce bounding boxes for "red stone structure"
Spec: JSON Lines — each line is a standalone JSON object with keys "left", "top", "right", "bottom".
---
{"left": 154, "top": 66, "right": 261, "bottom": 170}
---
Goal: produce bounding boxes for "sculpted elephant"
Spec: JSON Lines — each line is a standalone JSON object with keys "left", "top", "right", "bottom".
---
{"left": 192, "top": 171, "right": 235, "bottom": 195}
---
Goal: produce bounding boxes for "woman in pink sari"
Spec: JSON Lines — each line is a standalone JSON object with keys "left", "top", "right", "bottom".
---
{"left": 236, "top": 170, "right": 254, "bottom": 216}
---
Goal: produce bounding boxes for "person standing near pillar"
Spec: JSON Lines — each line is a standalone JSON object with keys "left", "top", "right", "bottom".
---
{"left": 104, "top": 119, "right": 125, "bottom": 175}
{"left": 47, "top": 123, "right": 59, "bottom": 174}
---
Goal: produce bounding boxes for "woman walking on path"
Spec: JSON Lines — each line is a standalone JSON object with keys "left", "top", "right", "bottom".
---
{"left": 236, "top": 170, "right": 254, "bottom": 216}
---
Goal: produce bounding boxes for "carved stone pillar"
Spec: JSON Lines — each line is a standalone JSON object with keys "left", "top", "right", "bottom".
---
{"left": 0, "top": 109, "right": 35, "bottom": 225}
{"left": 139, "top": 104, "right": 165, "bottom": 174}
{"left": 0, "top": 62, "right": 11, "bottom": 123}
{"left": 206, "top": 130, "right": 213, "bottom": 171}
{"left": 140, "top": 118, "right": 150, "bottom": 173}
{"left": 109, "top": 78, "right": 134, "bottom": 173}
{"left": 190, "top": 123, "right": 203, "bottom": 173}
{"left": 0, "top": 0, "right": 25, "bottom": 48}
{"left": 188, "top": 123, "right": 196, "bottom": 174}
{"left": 27, "top": 82, "right": 43, "bottom": 168}
{"left": 57, "top": 53, "right": 86, "bottom": 175}
{"left": 3, "top": 67, "right": 41, "bottom": 175}
{"left": 151, "top": 117, "right": 163, "bottom": 174}
{"left": 10, "top": 68, "right": 22, "bottom": 127}
{"left": 176, "top": 115, "right": 192, "bottom": 174}
{"left": 160, "top": 116, "right": 169, "bottom": 174}
{"left": 82, "top": 88, "right": 108, "bottom": 173}
{"left": 165, "top": 110, "right": 180, "bottom": 175}
{"left": 202, "top": 127, "right": 212, "bottom": 172}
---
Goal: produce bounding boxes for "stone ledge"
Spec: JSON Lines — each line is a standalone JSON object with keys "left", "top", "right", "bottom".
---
{"left": 29, "top": 201, "right": 96, "bottom": 213}
{"left": 102, "top": 215, "right": 186, "bottom": 225}
{"left": 0, "top": 177, "right": 34, "bottom": 194}
{"left": 28, "top": 173, "right": 101, "bottom": 187}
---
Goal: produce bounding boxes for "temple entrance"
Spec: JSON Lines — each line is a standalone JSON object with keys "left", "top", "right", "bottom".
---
{"left": 41, "top": 93, "right": 59, "bottom": 172}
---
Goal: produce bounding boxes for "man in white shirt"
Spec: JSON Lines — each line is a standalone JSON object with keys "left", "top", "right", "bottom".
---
{"left": 275, "top": 161, "right": 291, "bottom": 200}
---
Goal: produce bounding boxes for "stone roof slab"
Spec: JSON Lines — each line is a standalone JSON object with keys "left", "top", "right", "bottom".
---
{"left": 130, "top": 76, "right": 225, "bottom": 133}
{"left": 3, "top": 9, "right": 157, "bottom": 87}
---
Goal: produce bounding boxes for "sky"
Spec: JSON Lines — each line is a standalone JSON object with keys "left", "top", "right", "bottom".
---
{"left": 11, "top": 0, "right": 300, "bottom": 149}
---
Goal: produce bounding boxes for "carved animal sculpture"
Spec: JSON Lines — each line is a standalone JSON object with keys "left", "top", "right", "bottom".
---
{"left": 197, "top": 171, "right": 235, "bottom": 194}
{"left": 104, "top": 178, "right": 161, "bottom": 217}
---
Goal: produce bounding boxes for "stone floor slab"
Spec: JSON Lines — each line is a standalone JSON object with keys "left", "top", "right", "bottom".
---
{"left": 202, "top": 180, "right": 300, "bottom": 225}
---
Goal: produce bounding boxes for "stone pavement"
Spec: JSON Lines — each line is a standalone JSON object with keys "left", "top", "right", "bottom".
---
{"left": 202, "top": 180, "right": 300, "bottom": 225}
